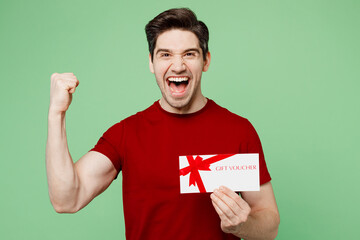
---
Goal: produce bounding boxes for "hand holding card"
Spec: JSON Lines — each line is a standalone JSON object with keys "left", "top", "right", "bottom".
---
{"left": 210, "top": 186, "right": 251, "bottom": 235}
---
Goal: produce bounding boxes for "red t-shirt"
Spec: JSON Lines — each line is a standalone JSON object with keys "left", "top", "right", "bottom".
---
{"left": 91, "top": 99, "right": 271, "bottom": 240}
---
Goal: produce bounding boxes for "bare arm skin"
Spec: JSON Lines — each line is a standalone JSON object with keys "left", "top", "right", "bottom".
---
{"left": 46, "top": 73, "right": 117, "bottom": 213}
{"left": 211, "top": 182, "right": 280, "bottom": 240}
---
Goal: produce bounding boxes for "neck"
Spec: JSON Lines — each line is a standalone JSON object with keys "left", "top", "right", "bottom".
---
{"left": 159, "top": 95, "right": 208, "bottom": 114}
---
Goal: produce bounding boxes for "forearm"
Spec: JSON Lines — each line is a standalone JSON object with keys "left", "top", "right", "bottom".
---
{"left": 46, "top": 111, "right": 80, "bottom": 212}
{"left": 234, "top": 209, "right": 280, "bottom": 240}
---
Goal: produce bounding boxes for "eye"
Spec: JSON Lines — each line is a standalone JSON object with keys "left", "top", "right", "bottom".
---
{"left": 161, "top": 53, "right": 170, "bottom": 57}
{"left": 184, "top": 51, "right": 198, "bottom": 58}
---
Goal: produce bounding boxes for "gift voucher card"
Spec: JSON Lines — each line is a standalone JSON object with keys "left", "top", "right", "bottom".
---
{"left": 179, "top": 153, "right": 259, "bottom": 193}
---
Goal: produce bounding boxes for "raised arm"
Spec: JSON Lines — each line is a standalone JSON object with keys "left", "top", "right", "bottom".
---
{"left": 46, "top": 73, "right": 117, "bottom": 213}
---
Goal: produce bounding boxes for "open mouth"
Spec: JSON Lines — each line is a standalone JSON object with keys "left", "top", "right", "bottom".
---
{"left": 166, "top": 76, "right": 190, "bottom": 95}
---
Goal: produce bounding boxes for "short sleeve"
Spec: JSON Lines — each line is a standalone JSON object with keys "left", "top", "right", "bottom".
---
{"left": 90, "top": 121, "right": 125, "bottom": 178}
{"left": 245, "top": 120, "right": 272, "bottom": 185}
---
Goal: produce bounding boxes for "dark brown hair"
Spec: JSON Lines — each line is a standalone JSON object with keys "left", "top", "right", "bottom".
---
{"left": 145, "top": 8, "right": 209, "bottom": 61}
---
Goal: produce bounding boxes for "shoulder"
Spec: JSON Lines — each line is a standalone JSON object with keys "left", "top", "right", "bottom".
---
{"left": 209, "top": 99, "right": 252, "bottom": 127}
{"left": 105, "top": 101, "right": 160, "bottom": 132}
{"left": 123, "top": 101, "right": 160, "bottom": 124}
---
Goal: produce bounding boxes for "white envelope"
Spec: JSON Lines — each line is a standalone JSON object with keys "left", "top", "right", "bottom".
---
{"left": 179, "top": 153, "right": 259, "bottom": 193}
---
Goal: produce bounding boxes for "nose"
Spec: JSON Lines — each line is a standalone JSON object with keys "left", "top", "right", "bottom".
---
{"left": 171, "top": 55, "right": 186, "bottom": 73}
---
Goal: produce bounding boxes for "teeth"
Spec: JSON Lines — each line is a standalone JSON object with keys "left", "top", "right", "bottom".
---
{"left": 168, "top": 77, "right": 189, "bottom": 82}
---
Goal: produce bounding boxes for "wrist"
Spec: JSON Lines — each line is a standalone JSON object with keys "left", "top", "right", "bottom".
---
{"left": 48, "top": 108, "right": 66, "bottom": 120}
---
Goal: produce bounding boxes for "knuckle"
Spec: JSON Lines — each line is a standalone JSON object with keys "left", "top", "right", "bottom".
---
{"left": 57, "top": 79, "right": 66, "bottom": 85}
{"left": 51, "top": 73, "right": 59, "bottom": 82}
{"left": 223, "top": 224, "right": 230, "bottom": 230}
{"left": 234, "top": 194, "right": 241, "bottom": 201}
{"left": 232, "top": 216, "right": 240, "bottom": 225}
{"left": 223, "top": 221, "right": 231, "bottom": 228}
{"left": 229, "top": 202, "right": 237, "bottom": 210}
{"left": 235, "top": 216, "right": 243, "bottom": 225}
{"left": 224, "top": 209, "right": 232, "bottom": 216}
{"left": 240, "top": 215, "right": 248, "bottom": 223}
{"left": 215, "top": 190, "right": 223, "bottom": 197}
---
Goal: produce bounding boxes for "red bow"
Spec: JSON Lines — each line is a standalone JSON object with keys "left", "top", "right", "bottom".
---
{"left": 179, "top": 154, "right": 236, "bottom": 193}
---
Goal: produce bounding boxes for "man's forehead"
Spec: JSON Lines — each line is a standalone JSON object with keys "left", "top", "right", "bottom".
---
{"left": 154, "top": 29, "right": 201, "bottom": 52}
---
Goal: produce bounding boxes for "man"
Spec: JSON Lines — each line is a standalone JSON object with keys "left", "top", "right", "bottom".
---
{"left": 46, "top": 8, "right": 279, "bottom": 240}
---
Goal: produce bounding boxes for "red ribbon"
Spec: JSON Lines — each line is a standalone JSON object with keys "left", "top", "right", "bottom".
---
{"left": 179, "top": 154, "right": 236, "bottom": 193}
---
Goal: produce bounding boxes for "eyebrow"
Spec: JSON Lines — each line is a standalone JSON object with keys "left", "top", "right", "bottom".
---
{"left": 155, "top": 48, "right": 201, "bottom": 55}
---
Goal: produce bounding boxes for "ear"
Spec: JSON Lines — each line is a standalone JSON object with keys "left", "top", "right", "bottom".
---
{"left": 202, "top": 51, "right": 211, "bottom": 72}
{"left": 149, "top": 53, "right": 154, "bottom": 73}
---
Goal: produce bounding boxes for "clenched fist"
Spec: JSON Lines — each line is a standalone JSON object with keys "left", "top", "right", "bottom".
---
{"left": 49, "top": 72, "right": 79, "bottom": 114}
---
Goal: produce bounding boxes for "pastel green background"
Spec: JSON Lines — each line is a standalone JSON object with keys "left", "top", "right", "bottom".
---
{"left": 0, "top": 0, "right": 359, "bottom": 239}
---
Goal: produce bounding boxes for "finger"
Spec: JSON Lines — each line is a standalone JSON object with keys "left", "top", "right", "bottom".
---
{"left": 219, "top": 186, "right": 249, "bottom": 210}
{"left": 59, "top": 75, "right": 78, "bottom": 81}
{"left": 68, "top": 87, "right": 76, "bottom": 94}
{"left": 51, "top": 76, "right": 76, "bottom": 86}
{"left": 51, "top": 73, "right": 58, "bottom": 81}
{"left": 64, "top": 77, "right": 79, "bottom": 86}
{"left": 219, "top": 186, "right": 239, "bottom": 199}
{"left": 57, "top": 77, "right": 79, "bottom": 88}
{"left": 213, "top": 189, "right": 242, "bottom": 217}
{"left": 211, "top": 197, "right": 224, "bottom": 216}
{"left": 52, "top": 73, "right": 78, "bottom": 81}
{"left": 211, "top": 194, "right": 231, "bottom": 222}
{"left": 67, "top": 82, "right": 78, "bottom": 93}
{"left": 211, "top": 199, "right": 235, "bottom": 233}
{"left": 62, "top": 72, "right": 76, "bottom": 76}
{"left": 211, "top": 190, "right": 238, "bottom": 220}
{"left": 51, "top": 73, "right": 74, "bottom": 81}
{"left": 66, "top": 77, "right": 79, "bottom": 87}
